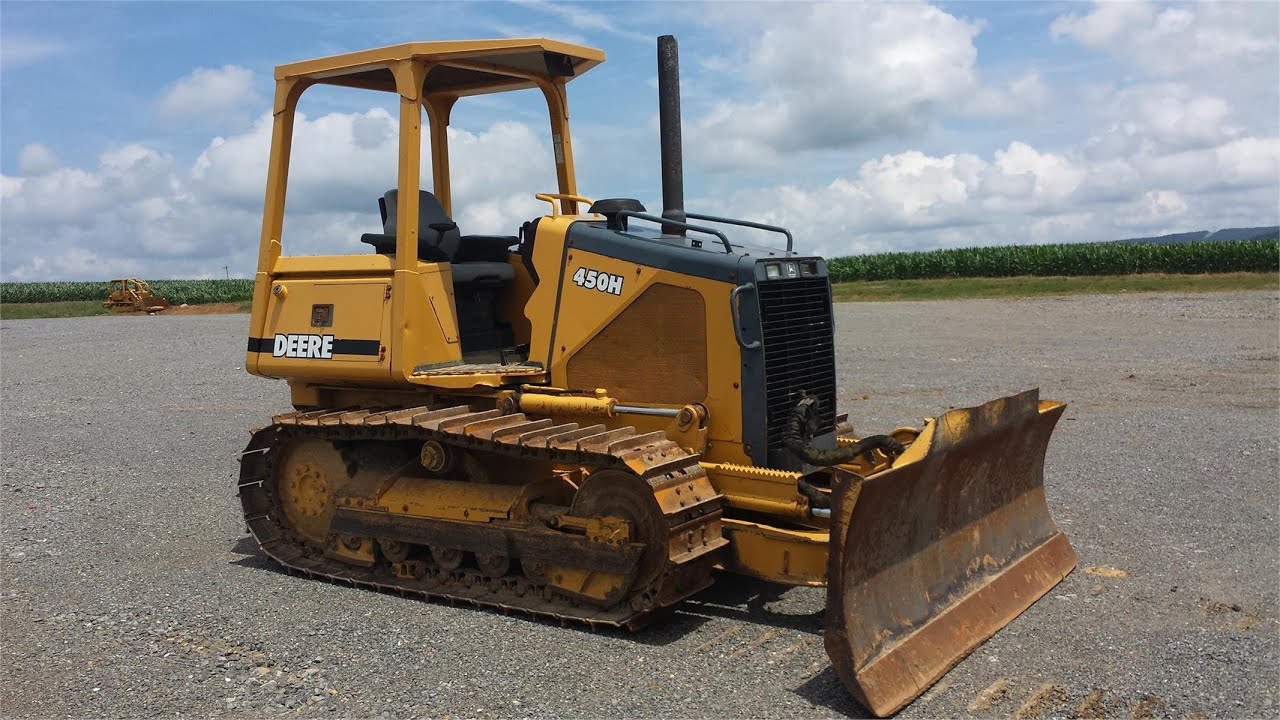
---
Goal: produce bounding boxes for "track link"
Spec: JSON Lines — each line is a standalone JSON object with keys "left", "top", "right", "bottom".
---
{"left": 238, "top": 405, "right": 727, "bottom": 629}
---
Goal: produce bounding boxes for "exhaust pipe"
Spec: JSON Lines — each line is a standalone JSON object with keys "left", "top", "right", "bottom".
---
{"left": 657, "top": 35, "right": 686, "bottom": 236}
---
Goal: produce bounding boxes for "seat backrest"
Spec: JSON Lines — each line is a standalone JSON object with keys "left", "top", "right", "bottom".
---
{"left": 382, "top": 189, "right": 461, "bottom": 260}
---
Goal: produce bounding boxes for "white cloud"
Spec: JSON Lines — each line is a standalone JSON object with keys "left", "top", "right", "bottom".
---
{"left": 190, "top": 108, "right": 554, "bottom": 235}
{"left": 992, "top": 142, "right": 1084, "bottom": 205}
{"left": 708, "top": 134, "right": 1278, "bottom": 258}
{"left": 1049, "top": 2, "right": 1155, "bottom": 49}
{"left": 963, "top": 71, "right": 1050, "bottom": 117}
{"left": 445, "top": 121, "right": 555, "bottom": 233}
{"left": 158, "top": 65, "right": 260, "bottom": 125}
{"left": 1213, "top": 137, "right": 1280, "bottom": 189}
{"left": 1, "top": 107, "right": 554, "bottom": 280}
{"left": 1051, "top": 1, "right": 1279, "bottom": 78}
{"left": 685, "top": 2, "right": 1043, "bottom": 170}
{"left": 0, "top": 142, "right": 228, "bottom": 281}
{"left": 192, "top": 108, "right": 400, "bottom": 217}
{"left": 1082, "top": 82, "right": 1241, "bottom": 160}
{"left": 849, "top": 151, "right": 984, "bottom": 223}
{"left": 747, "top": 141, "right": 1084, "bottom": 236}
{"left": 1117, "top": 190, "right": 1189, "bottom": 228}
{"left": 16, "top": 143, "right": 60, "bottom": 175}
{"left": 1104, "top": 136, "right": 1280, "bottom": 196}
{"left": 1029, "top": 213, "right": 1094, "bottom": 244}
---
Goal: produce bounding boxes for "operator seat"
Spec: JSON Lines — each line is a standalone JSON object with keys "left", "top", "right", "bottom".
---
{"left": 360, "top": 189, "right": 520, "bottom": 356}
{"left": 360, "top": 190, "right": 517, "bottom": 285}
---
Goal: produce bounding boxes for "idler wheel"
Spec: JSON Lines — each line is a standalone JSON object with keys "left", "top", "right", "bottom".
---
{"left": 274, "top": 437, "right": 345, "bottom": 546}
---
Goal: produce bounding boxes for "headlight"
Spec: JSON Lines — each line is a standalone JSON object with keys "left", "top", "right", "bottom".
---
{"left": 800, "top": 261, "right": 818, "bottom": 276}
{"left": 764, "top": 262, "right": 782, "bottom": 280}
{"left": 783, "top": 261, "right": 800, "bottom": 279}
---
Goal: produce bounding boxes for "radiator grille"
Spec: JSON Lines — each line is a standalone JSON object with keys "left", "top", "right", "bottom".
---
{"left": 757, "top": 277, "right": 837, "bottom": 458}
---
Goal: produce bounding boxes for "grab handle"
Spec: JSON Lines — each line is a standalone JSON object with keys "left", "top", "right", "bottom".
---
{"left": 730, "top": 284, "right": 762, "bottom": 350}
{"left": 535, "top": 193, "right": 597, "bottom": 217}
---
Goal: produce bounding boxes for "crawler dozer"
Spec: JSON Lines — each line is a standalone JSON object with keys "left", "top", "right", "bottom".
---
{"left": 239, "top": 36, "right": 1076, "bottom": 716}
{"left": 103, "top": 278, "right": 168, "bottom": 313}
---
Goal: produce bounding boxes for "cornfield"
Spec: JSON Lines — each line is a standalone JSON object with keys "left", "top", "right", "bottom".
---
{"left": 826, "top": 239, "right": 1279, "bottom": 283}
{"left": 0, "top": 279, "right": 255, "bottom": 305}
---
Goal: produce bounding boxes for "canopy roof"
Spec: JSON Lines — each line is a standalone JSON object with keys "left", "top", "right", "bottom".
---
{"left": 276, "top": 38, "right": 606, "bottom": 97}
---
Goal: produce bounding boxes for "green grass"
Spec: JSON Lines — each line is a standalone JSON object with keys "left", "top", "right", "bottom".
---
{"left": 831, "top": 272, "right": 1279, "bottom": 302}
{"left": 0, "top": 301, "right": 113, "bottom": 319}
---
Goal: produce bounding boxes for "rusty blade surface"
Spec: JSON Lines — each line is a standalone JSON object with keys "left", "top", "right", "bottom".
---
{"left": 824, "top": 389, "right": 1077, "bottom": 717}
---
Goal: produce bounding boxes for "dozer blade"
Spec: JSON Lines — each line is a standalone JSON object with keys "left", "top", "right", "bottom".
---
{"left": 824, "top": 389, "right": 1076, "bottom": 717}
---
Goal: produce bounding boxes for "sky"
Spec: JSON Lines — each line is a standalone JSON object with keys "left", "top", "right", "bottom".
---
{"left": 1, "top": 0, "right": 1277, "bottom": 281}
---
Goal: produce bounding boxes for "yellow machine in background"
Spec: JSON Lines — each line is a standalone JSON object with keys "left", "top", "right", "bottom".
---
{"left": 103, "top": 278, "right": 168, "bottom": 313}
{"left": 238, "top": 36, "right": 1076, "bottom": 716}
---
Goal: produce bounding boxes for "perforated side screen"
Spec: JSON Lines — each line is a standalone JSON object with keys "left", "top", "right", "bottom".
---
{"left": 566, "top": 283, "right": 708, "bottom": 405}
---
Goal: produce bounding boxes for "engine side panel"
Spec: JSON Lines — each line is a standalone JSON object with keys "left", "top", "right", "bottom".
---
{"left": 544, "top": 243, "right": 750, "bottom": 466}
{"left": 566, "top": 283, "right": 707, "bottom": 405}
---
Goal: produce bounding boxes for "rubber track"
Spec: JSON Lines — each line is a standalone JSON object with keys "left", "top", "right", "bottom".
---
{"left": 237, "top": 405, "right": 727, "bottom": 629}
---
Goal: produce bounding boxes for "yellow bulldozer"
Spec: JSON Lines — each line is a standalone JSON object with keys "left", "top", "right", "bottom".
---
{"left": 102, "top": 278, "right": 169, "bottom": 313}
{"left": 238, "top": 36, "right": 1076, "bottom": 716}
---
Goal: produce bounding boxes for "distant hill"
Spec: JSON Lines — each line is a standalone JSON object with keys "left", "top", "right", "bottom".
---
{"left": 1208, "top": 226, "right": 1280, "bottom": 242}
{"left": 1117, "top": 226, "right": 1279, "bottom": 244}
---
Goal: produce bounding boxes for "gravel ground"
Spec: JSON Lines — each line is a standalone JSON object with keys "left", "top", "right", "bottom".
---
{"left": 2, "top": 291, "right": 1276, "bottom": 719}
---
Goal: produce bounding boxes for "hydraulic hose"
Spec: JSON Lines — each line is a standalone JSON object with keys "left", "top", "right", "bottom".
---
{"left": 782, "top": 393, "right": 905, "bottom": 468}
{"left": 797, "top": 476, "right": 831, "bottom": 509}
{"left": 784, "top": 393, "right": 906, "bottom": 515}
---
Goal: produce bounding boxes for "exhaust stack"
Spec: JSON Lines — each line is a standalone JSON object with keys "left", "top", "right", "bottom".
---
{"left": 657, "top": 35, "right": 686, "bottom": 236}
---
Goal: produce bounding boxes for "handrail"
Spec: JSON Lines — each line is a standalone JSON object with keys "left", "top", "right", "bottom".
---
{"left": 535, "top": 192, "right": 598, "bottom": 217}
{"left": 685, "top": 212, "right": 793, "bottom": 253}
{"left": 616, "top": 211, "right": 733, "bottom": 253}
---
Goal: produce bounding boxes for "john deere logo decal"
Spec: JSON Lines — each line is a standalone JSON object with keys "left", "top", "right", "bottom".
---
{"left": 274, "top": 333, "right": 334, "bottom": 359}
